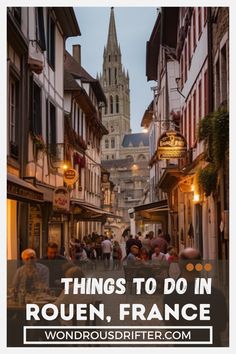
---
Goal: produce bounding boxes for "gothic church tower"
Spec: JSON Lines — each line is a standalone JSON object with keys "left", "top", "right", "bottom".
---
{"left": 100, "top": 7, "right": 130, "bottom": 160}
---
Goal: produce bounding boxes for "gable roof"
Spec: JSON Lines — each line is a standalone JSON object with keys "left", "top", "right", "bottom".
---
{"left": 65, "top": 51, "right": 107, "bottom": 104}
{"left": 64, "top": 69, "right": 81, "bottom": 91}
{"left": 53, "top": 8, "right": 81, "bottom": 38}
{"left": 122, "top": 133, "right": 149, "bottom": 148}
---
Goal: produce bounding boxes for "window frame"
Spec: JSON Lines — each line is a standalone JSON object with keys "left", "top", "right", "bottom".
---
{"left": 111, "top": 137, "right": 115, "bottom": 149}
{"left": 110, "top": 95, "right": 113, "bottom": 114}
{"left": 9, "top": 78, "right": 18, "bottom": 144}
{"left": 47, "top": 11, "right": 55, "bottom": 70}
{"left": 32, "top": 80, "right": 42, "bottom": 136}
{"left": 198, "top": 7, "right": 202, "bottom": 40}
{"left": 47, "top": 100, "right": 57, "bottom": 156}
{"left": 116, "top": 95, "right": 119, "bottom": 113}
{"left": 105, "top": 139, "right": 109, "bottom": 149}
{"left": 36, "top": 7, "right": 46, "bottom": 51}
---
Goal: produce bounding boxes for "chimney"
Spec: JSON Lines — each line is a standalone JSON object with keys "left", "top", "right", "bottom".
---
{"left": 72, "top": 44, "right": 81, "bottom": 65}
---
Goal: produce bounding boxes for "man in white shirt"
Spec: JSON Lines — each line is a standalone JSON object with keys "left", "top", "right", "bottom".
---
{"left": 101, "top": 237, "right": 112, "bottom": 269}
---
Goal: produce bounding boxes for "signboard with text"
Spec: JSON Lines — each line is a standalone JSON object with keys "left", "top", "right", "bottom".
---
{"left": 157, "top": 131, "right": 187, "bottom": 159}
{"left": 53, "top": 187, "right": 70, "bottom": 211}
{"left": 63, "top": 168, "right": 78, "bottom": 186}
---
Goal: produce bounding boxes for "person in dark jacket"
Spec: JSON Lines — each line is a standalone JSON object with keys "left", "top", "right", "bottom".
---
{"left": 40, "top": 242, "right": 70, "bottom": 289}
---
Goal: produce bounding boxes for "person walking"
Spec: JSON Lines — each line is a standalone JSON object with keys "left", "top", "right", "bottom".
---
{"left": 112, "top": 241, "right": 122, "bottom": 270}
{"left": 40, "top": 242, "right": 70, "bottom": 289}
{"left": 101, "top": 236, "right": 112, "bottom": 269}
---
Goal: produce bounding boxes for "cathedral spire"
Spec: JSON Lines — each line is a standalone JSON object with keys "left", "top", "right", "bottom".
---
{"left": 106, "top": 7, "right": 119, "bottom": 52}
{"left": 100, "top": 6, "right": 131, "bottom": 158}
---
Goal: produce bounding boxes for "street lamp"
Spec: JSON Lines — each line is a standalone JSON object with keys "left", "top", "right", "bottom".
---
{"left": 193, "top": 193, "right": 200, "bottom": 203}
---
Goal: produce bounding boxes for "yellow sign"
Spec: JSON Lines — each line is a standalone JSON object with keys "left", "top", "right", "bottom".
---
{"left": 63, "top": 168, "right": 78, "bottom": 186}
{"left": 157, "top": 131, "right": 187, "bottom": 159}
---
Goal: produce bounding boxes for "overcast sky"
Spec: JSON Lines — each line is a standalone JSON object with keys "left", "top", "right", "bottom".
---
{"left": 66, "top": 7, "right": 158, "bottom": 133}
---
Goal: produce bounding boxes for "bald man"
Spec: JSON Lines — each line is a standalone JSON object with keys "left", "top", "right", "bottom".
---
{"left": 179, "top": 247, "right": 201, "bottom": 260}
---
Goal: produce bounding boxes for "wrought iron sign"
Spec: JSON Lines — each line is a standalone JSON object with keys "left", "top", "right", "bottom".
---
{"left": 157, "top": 130, "right": 187, "bottom": 159}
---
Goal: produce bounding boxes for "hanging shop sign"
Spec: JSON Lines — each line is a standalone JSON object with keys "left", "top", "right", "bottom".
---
{"left": 157, "top": 131, "right": 187, "bottom": 159}
{"left": 53, "top": 187, "right": 70, "bottom": 211}
{"left": 63, "top": 168, "right": 78, "bottom": 186}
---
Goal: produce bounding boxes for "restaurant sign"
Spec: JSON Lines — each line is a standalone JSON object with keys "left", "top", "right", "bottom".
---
{"left": 157, "top": 130, "right": 187, "bottom": 159}
{"left": 63, "top": 168, "right": 78, "bottom": 186}
{"left": 53, "top": 187, "right": 70, "bottom": 211}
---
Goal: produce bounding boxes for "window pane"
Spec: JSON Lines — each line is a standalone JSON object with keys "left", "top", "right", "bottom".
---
{"left": 33, "top": 82, "right": 42, "bottom": 135}
{"left": 47, "top": 13, "right": 55, "bottom": 68}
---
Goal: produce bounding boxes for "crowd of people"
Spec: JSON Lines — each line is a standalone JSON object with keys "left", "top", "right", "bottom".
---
{"left": 125, "top": 230, "right": 178, "bottom": 266}
{"left": 11, "top": 229, "right": 179, "bottom": 297}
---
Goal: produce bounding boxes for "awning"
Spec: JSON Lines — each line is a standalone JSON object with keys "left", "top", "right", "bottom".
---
{"left": 70, "top": 199, "right": 117, "bottom": 221}
{"left": 7, "top": 173, "right": 43, "bottom": 203}
{"left": 130, "top": 199, "right": 169, "bottom": 223}
{"left": 36, "top": 183, "right": 54, "bottom": 202}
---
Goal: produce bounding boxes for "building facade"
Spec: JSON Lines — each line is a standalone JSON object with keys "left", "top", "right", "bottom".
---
{"left": 7, "top": 7, "right": 80, "bottom": 260}
{"left": 7, "top": 7, "right": 112, "bottom": 261}
{"left": 144, "top": 7, "right": 229, "bottom": 259}
{"left": 64, "top": 46, "right": 108, "bottom": 239}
